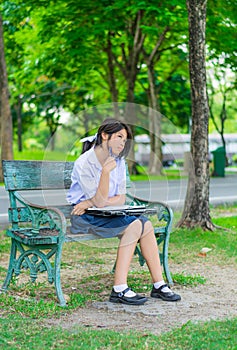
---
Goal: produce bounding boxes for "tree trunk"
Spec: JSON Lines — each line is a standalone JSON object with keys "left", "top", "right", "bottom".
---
{"left": 0, "top": 15, "right": 13, "bottom": 181}
{"left": 143, "top": 27, "right": 169, "bottom": 175}
{"left": 147, "top": 63, "right": 162, "bottom": 175}
{"left": 209, "top": 88, "right": 227, "bottom": 151}
{"left": 106, "top": 31, "right": 120, "bottom": 119}
{"left": 123, "top": 10, "right": 145, "bottom": 172}
{"left": 15, "top": 96, "right": 23, "bottom": 152}
{"left": 178, "top": 0, "right": 214, "bottom": 230}
{"left": 48, "top": 126, "right": 56, "bottom": 151}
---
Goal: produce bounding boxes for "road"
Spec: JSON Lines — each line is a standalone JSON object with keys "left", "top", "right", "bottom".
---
{"left": 0, "top": 174, "right": 237, "bottom": 227}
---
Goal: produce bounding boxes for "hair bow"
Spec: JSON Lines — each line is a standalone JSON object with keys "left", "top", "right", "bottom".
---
{"left": 80, "top": 133, "right": 97, "bottom": 143}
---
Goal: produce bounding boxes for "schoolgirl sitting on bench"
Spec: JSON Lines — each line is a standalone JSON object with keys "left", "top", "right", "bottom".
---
{"left": 67, "top": 118, "right": 181, "bottom": 305}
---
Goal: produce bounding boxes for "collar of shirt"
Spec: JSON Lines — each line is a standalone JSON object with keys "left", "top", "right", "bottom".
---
{"left": 86, "top": 147, "right": 102, "bottom": 170}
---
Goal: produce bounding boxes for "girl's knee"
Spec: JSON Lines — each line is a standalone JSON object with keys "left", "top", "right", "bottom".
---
{"left": 143, "top": 220, "right": 154, "bottom": 234}
{"left": 122, "top": 219, "right": 143, "bottom": 241}
{"left": 121, "top": 219, "right": 153, "bottom": 244}
{"left": 132, "top": 219, "right": 143, "bottom": 239}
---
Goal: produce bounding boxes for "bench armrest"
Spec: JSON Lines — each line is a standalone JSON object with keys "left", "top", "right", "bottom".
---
{"left": 10, "top": 191, "right": 67, "bottom": 238}
{"left": 126, "top": 192, "right": 173, "bottom": 233}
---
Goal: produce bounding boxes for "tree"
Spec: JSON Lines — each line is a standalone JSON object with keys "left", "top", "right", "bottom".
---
{"left": 3, "top": 0, "right": 237, "bottom": 166}
{"left": 0, "top": 15, "right": 13, "bottom": 180}
{"left": 207, "top": 0, "right": 237, "bottom": 72}
{"left": 206, "top": 0, "right": 237, "bottom": 154}
{"left": 208, "top": 64, "right": 236, "bottom": 152}
{"left": 178, "top": 0, "right": 214, "bottom": 230}
{"left": 26, "top": 0, "right": 188, "bottom": 172}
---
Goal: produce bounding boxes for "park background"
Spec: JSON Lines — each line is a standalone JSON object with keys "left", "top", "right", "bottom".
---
{"left": 0, "top": 0, "right": 236, "bottom": 167}
{"left": 0, "top": 1, "right": 237, "bottom": 349}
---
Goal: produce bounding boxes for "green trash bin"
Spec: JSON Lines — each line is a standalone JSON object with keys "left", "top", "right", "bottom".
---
{"left": 211, "top": 146, "right": 226, "bottom": 177}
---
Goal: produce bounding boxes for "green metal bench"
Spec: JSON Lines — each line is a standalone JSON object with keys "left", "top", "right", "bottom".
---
{"left": 1, "top": 160, "right": 174, "bottom": 306}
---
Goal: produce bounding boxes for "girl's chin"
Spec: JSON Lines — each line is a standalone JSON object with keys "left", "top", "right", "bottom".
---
{"left": 115, "top": 151, "right": 122, "bottom": 157}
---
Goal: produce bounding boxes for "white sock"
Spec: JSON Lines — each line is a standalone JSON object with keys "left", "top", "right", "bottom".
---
{"left": 154, "top": 280, "right": 171, "bottom": 293}
{"left": 113, "top": 284, "right": 136, "bottom": 297}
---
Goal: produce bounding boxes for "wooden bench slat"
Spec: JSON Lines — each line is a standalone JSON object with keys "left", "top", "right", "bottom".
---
{"left": 3, "top": 160, "right": 73, "bottom": 190}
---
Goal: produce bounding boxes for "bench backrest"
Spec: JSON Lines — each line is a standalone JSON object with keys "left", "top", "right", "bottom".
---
{"left": 2, "top": 160, "right": 74, "bottom": 191}
{"left": 2, "top": 160, "right": 131, "bottom": 191}
{"left": 2, "top": 160, "right": 75, "bottom": 224}
{"left": 2, "top": 160, "right": 173, "bottom": 245}
{"left": 2, "top": 160, "right": 133, "bottom": 219}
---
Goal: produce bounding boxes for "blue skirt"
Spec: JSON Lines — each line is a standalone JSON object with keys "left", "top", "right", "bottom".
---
{"left": 70, "top": 213, "right": 149, "bottom": 238}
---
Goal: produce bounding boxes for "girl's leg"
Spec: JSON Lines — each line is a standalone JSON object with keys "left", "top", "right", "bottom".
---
{"left": 113, "top": 219, "right": 142, "bottom": 285}
{"left": 110, "top": 219, "right": 148, "bottom": 305}
{"left": 111, "top": 218, "right": 181, "bottom": 303}
{"left": 139, "top": 221, "right": 163, "bottom": 282}
{"left": 140, "top": 220, "right": 181, "bottom": 301}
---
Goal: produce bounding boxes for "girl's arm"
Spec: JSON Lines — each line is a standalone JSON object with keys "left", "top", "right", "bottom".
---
{"left": 72, "top": 157, "right": 126, "bottom": 215}
{"left": 102, "top": 194, "right": 126, "bottom": 206}
{"left": 90, "top": 156, "right": 124, "bottom": 207}
{"left": 71, "top": 193, "right": 126, "bottom": 216}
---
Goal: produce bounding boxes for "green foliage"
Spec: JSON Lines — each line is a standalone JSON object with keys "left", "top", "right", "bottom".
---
{"left": 2, "top": 0, "right": 237, "bottom": 157}
{"left": 207, "top": 0, "right": 237, "bottom": 69}
{"left": 0, "top": 313, "right": 237, "bottom": 349}
{"left": 159, "top": 73, "right": 191, "bottom": 131}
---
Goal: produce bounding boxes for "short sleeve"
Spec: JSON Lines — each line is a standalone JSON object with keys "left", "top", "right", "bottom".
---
{"left": 73, "top": 160, "right": 99, "bottom": 199}
{"left": 80, "top": 167, "right": 99, "bottom": 199}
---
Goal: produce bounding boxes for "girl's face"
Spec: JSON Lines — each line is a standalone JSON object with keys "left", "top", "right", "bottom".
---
{"left": 107, "top": 129, "right": 127, "bottom": 156}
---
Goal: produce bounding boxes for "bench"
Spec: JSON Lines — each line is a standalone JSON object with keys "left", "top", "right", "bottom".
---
{"left": 1, "top": 160, "right": 174, "bottom": 306}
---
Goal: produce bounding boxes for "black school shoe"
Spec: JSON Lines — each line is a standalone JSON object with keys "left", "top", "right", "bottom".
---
{"left": 150, "top": 284, "right": 181, "bottom": 302}
{"left": 109, "top": 287, "right": 148, "bottom": 305}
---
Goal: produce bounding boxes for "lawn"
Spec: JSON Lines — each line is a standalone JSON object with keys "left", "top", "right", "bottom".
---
{"left": 0, "top": 315, "right": 236, "bottom": 350}
{"left": 0, "top": 207, "right": 237, "bottom": 349}
{"left": 1, "top": 150, "right": 237, "bottom": 348}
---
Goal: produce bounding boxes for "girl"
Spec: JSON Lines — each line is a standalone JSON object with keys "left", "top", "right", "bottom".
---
{"left": 67, "top": 118, "right": 181, "bottom": 305}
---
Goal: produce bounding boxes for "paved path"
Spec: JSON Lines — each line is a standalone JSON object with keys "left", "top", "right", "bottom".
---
{"left": 0, "top": 173, "right": 237, "bottom": 228}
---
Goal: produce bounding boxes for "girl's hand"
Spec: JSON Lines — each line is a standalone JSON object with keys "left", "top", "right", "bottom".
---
{"left": 103, "top": 156, "right": 117, "bottom": 173}
{"left": 71, "top": 202, "right": 89, "bottom": 216}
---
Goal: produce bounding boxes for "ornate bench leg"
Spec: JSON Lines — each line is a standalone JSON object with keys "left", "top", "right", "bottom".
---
{"left": 1, "top": 238, "right": 17, "bottom": 291}
{"left": 134, "top": 246, "right": 146, "bottom": 266}
{"left": 162, "top": 236, "right": 173, "bottom": 286}
{"left": 54, "top": 243, "right": 67, "bottom": 307}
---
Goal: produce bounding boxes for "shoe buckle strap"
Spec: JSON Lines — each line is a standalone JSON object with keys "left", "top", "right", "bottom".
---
{"left": 118, "top": 287, "right": 131, "bottom": 297}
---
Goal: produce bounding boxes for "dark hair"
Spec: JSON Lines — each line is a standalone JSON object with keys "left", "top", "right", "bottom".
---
{"left": 81, "top": 118, "right": 132, "bottom": 158}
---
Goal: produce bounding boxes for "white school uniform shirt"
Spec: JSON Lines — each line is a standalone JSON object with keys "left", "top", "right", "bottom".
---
{"left": 67, "top": 147, "right": 126, "bottom": 205}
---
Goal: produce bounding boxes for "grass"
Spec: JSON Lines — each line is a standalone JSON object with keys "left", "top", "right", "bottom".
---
{"left": 14, "top": 149, "right": 77, "bottom": 162}
{"left": 130, "top": 164, "right": 187, "bottom": 180}
{"left": 170, "top": 216, "right": 237, "bottom": 265}
{"left": 0, "top": 207, "right": 237, "bottom": 348}
{"left": 0, "top": 314, "right": 237, "bottom": 349}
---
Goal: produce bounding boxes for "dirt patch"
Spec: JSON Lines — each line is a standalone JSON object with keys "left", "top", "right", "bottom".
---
{"left": 46, "top": 262, "right": 237, "bottom": 335}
